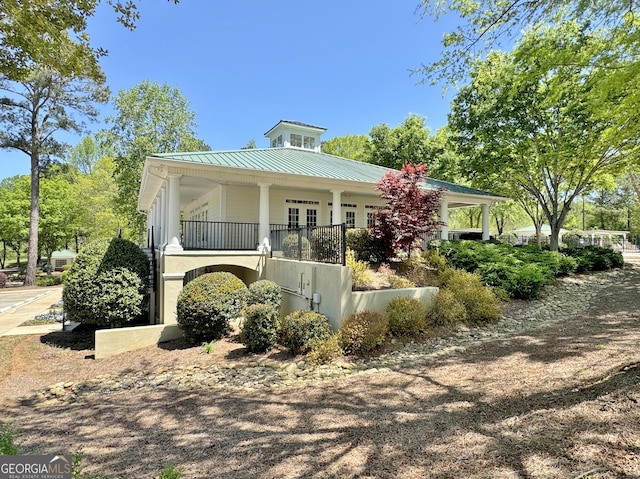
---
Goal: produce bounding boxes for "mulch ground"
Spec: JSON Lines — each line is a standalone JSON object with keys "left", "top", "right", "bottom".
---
{"left": 1, "top": 262, "right": 639, "bottom": 478}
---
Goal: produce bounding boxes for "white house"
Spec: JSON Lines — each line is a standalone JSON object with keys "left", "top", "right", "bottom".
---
{"left": 136, "top": 120, "right": 506, "bottom": 329}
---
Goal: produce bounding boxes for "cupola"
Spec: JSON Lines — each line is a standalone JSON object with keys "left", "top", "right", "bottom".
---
{"left": 264, "top": 120, "right": 326, "bottom": 153}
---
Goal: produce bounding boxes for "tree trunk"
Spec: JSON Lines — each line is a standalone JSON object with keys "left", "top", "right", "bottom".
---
{"left": 535, "top": 223, "right": 543, "bottom": 248}
{"left": 24, "top": 152, "right": 40, "bottom": 286}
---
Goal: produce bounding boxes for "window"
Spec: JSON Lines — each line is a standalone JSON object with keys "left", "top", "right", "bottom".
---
{"left": 304, "top": 136, "right": 315, "bottom": 149}
{"left": 346, "top": 211, "right": 356, "bottom": 228}
{"left": 288, "top": 208, "right": 300, "bottom": 228}
{"left": 290, "top": 133, "right": 302, "bottom": 148}
{"left": 306, "top": 209, "right": 317, "bottom": 227}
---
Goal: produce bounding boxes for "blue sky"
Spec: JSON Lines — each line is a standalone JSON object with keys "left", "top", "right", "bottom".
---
{"left": 1, "top": 0, "right": 458, "bottom": 180}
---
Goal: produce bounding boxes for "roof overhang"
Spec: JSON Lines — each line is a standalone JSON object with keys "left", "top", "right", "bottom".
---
{"left": 137, "top": 155, "right": 508, "bottom": 213}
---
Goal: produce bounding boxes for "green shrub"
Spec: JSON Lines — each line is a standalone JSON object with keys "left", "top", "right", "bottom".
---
{"left": 427, "top": 289, "right": 467, "bottom": 328}
{"left": 0, "top": 272, "right": 7, "bottom": 289}
{"left": 240, "top": 303, "right": 279, "bottom": 353}
{"left": 36, "top": 276, "right": 64, "bottom": 286}
{"left": 507, "top": 263, "right": 549, "bottom": 300}
{"left": 177, "top": 272, "right": 249, "bottom": 344}
{"left": 63, "top": 238, "right": 149, "bottom": 327}
{"left": 441, "top": 268, "right": 502, "bottom": 324}
{"left": 282, "top": 233, "right": 310, "bottom": 259}
{"left": 564, "top": 246, "right": 623, "bottom": 272}
{"left": 346, "top": 248, "right": 375, "bottom": 290}
{"left": 556, "top": 254, "right": 578, "bottom": 275}
{"left": 60, "top": 264, "right": 72, "bottom": 272}
{"left": 248, "top": 280, "right": 282, "bottom": 310}
{"left": 280, "top": 310, "right": 332, "bottom": 355}
{"left": 90, "top": 268, "right": 144, "bottom": 327}
{"left": 346, "top": 228, "right": 386, "bottom": 262}
{"left": 307, "top": 333, "right": 343, "bottom": 365}
{"left": 386, "top": 296, "right": 427, "bottom": 336}
{"left": 421, "top": 249, "right": 448, "bottom": 272}
{"left": 339, "top": 310, "right": 389, "bottom": 356}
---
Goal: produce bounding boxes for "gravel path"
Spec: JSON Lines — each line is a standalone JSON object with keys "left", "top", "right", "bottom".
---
{"left": 3, "top": 258, "right": 640, "bottom": 478}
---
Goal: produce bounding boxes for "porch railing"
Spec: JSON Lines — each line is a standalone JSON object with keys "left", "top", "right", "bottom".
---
{"left": 181, "top": 220, "right": 263, "bottom": 250}
{"left": 270, "top": 224, "right": 346, "bottom": 265}
{"left": 179, "top": 220, "right": 346, "bottom": 265}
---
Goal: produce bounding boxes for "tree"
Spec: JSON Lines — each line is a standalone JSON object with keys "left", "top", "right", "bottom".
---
{"left": 0, "top": 0, "right": 179, "bottom": 81}
{"left": 74, "top": 155, "right": 127, "bottom": 244}
{"left": 241, "top": 138, "right": 257, "bottom": 149}
{"left": 39, "top": 172, "right": 81, "bottom": 269}
{"left": 448, "top": 24, "right": 638, "bottom": 251}
{"left": 0, "top": 69, "right": 108, "bottom": 284}
{"left": 67, "top": 134, "right": 111, "bottom": 175}
{"left": 0, "top": 175, "right": 29, "bottom": 268}
{"left": 106, "top": 81, "right": 210, "bottom": 234}
{"left": 321, "top": 134, "right": 370, "bottom": 162}
{"left": 373, "top": 162, "right": 443, "bottom": 256}
{"left": 416, "top": 0, "right": 639, "bottom": 85}
{"left": 368, "top": 115, "right": 436, "bottom": 170}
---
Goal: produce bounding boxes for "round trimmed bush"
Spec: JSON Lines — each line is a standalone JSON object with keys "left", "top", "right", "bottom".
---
{"left": 386, "top": 296, "right": 427, "bottom": 336}
{"left": 177, "top": 272, "right": 248, "bottom": 344}
{"left": 93, "top": 268, "right": 144, "bottom": 327}
{"left": 248, "top": 280, "right": 282, "bottom": 310}
{"left": 339, "top": 310, "right": 389, "bottom": 356}
{"left": 240, "top": 303, "right": 279, "bottom": 353}
{"left": 63, "top": 238, "right": 149, "bottom": 327}
{"left": 280, "top": 310, "right": 332, "bottom": 355}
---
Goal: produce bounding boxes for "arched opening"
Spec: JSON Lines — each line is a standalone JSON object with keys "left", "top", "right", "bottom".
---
{"left": 183, "top": 264, "right": 260, "bottom": 287}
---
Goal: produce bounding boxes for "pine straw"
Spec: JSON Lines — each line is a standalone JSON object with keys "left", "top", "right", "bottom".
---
{"left": 2, "top": 263, "right": 640, "bottom": 478}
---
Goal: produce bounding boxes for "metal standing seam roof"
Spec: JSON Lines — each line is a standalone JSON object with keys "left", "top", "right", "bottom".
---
{"left": 151, "top": 147, "right": 504, "bottom": 198}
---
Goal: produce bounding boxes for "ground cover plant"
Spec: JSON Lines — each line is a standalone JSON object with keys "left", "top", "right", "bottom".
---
{"left": 434, "top": 240, "right": 622, "bottom": 299}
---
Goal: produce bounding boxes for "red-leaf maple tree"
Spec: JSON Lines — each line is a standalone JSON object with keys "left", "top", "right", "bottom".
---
{"left": 373, "top": 162, "right": 444, "bottom": 257}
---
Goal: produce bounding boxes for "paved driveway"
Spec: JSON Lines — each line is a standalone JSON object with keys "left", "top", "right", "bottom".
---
{"left": 0, "top": 290, "right": 52, "bottom": 313}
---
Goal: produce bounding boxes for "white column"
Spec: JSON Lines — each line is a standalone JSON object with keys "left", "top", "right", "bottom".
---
{"left": 160, "top": 186, "right": 167, "bottom": 246}
{"left": 147, "top": 205, "right": 154, "bottom": 247}
{"left": 152, "top": 200, "right": 160, "bottom": 246}
{"left": 439, "top": 200, "right": 449, "bottom": 240}
{"left": 481, "top": 203, "right": 490, "bottom": 241}
{"left": 331, "top": 190, "right": 343, "bottom": 225}
{"left": 165, "top": 174, "right": 183, "bottom": 252}
{"left": 258, "top": 183, "right": 271, "bottom": 249}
